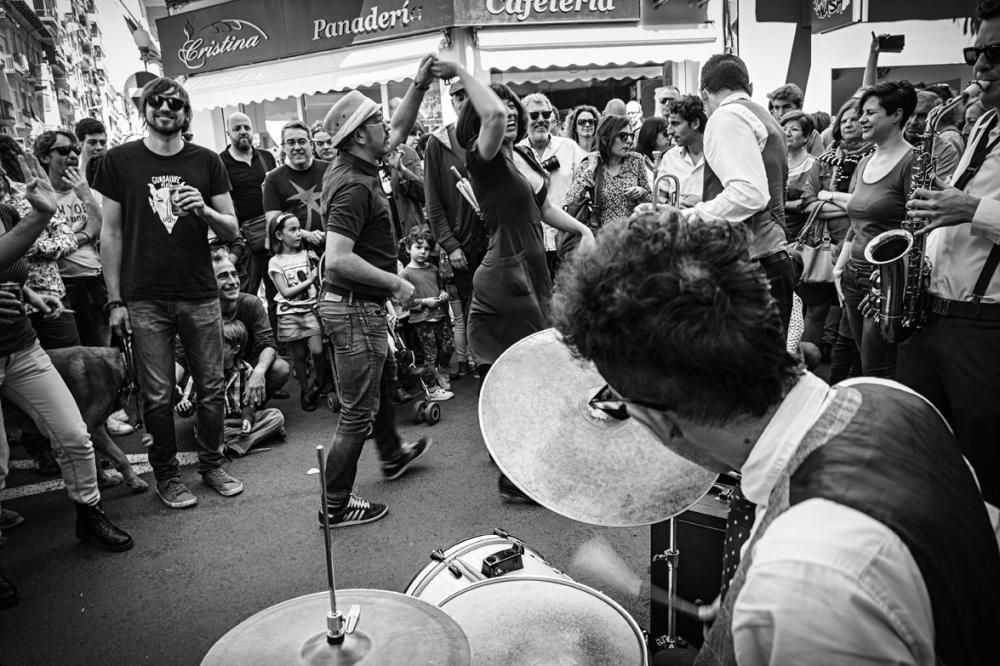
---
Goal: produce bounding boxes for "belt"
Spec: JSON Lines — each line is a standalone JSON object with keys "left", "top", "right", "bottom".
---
{"left": 927, "top": 295, "right": 1000, "bottom": 321}
{"left": 322, "top": 285, "right": 384, "bottom": 306}
{"left": 757, "top": 249, "right": 790, "bottom": 269}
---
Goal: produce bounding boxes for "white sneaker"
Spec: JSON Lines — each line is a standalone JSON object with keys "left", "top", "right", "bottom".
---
{"left": 105, "top": 417, "right": 134, "bottom": 436}
{"left": 433, "top": 368, "right": 452, "bottom": 391}
{"left": 110, "top": 409, "right": 130, "bottom": 423}
{"left": 427, "top": 386, "right": 454, "bottom": 402}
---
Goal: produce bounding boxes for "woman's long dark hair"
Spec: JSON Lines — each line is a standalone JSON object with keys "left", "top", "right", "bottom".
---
{"left": 596, "top": 115, "right": 631, "bottom": 163}
{"left": 635, "top": 117, "right": 668, "bottom": 161}
{"left": 455, "top": 83, "right": 528, "bottom": 150}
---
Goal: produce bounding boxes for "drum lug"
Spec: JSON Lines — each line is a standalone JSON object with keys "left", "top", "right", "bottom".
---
{"left": 430, "top": 549, "right": 447, "bottom": 562}
{"left": 493, "top": 527, "right": 511, "bottom": 539}
{"left": 481, "top": 541, "right": 526, "bottom": 578}
{"left": 447, "top": 564, "right": 463, "bottom": 579}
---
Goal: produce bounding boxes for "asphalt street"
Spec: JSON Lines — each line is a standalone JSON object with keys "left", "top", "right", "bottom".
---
{"left": 0, "top": 374, "right": 650, "bottom": 665}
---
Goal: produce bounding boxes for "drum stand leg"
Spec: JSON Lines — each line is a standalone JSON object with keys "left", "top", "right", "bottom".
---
{"left": 652, "top": 517, "right": 685, "bottom": 650}
{"left": 317, "top": 446, "right": 345, "bottom": 644}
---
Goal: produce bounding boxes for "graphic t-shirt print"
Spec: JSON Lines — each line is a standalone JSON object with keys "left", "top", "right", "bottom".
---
{"left": 148, "top": 175, "right": 186, "bottom": 233}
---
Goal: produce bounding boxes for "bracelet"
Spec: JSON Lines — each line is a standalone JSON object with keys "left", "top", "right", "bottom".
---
{"left": 103, "top": 300, "right": 126, "bottom": 313}
{"left": 414, "top": 80, "right": 431, "bottom": 91}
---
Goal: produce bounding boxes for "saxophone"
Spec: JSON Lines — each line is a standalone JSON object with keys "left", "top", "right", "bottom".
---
{"left": 862, "top": 81, "right": 987, "bottom": 343}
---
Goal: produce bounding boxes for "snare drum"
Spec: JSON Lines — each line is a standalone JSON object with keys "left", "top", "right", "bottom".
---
{"left": 438, "top": 577, "right": 649, "bottom": 665}
{"left": 405, "top": 531, "right": 571, "bottom": 605}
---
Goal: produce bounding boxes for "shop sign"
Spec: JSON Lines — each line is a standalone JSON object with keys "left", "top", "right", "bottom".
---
{"left": 640, "top": 0, "right": 709, "bottom": 27}
{"left": 455, "top": 0, "right": 639, "bottom": 25}
{"left": 159, "top": 0, "right": 453, "bottom": 77}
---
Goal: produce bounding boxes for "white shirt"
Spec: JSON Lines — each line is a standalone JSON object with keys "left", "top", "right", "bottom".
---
{"left": 519, "top": 135, "right": 586, "bottom": 251}
{"left": 687, "top": 92, "right": 769, "bottom": 223}
{"left": 656, "top": 145, "right": 704, "bottom": 206}
{"left": 927, "top": 109, "right": 1000, "bottom": 302}
{"left": 734, "top": 373, "right": 935, "bottom": 666}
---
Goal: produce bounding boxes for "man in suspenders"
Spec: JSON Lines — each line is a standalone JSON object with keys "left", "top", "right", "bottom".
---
{"left": 902, "top": 0, "right": 1000, "bottom": 507}
{"left": 683, "top": 54, "right": 795, "bottom": 330}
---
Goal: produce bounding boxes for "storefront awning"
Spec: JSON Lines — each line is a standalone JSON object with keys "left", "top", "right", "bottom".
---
{"left": 182, "top": 34, "right": 443, "bottom": 111}
{"left": 477, "top": 25, "right": 720, "bottom": 81}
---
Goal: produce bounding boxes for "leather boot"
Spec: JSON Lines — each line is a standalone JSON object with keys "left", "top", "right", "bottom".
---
{"left": 75, "top": 502, "right": 134, "bottom": 552}
{"left": 0, "top": 567, "right": 18, "bottom": 609}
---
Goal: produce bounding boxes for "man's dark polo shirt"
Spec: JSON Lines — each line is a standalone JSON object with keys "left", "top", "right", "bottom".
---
{"left": 219, "top": 146, "right": 275, "bottom": 223}
{"left": 321, "top": 151, "right": 397, "bottom": 302}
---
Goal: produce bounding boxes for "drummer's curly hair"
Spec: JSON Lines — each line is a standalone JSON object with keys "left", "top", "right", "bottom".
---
{"left": 553, "top": 213, "right": 801, "bottom": 425}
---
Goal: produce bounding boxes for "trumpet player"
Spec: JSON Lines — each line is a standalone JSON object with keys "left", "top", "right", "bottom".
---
{"left": 901, "top": 0, "right": 1000, "bottom": 507}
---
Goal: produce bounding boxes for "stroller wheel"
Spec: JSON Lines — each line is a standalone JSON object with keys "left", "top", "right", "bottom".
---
{"left": 413, "top": 399, "right": 428, "bottom": 423}
{"left": 426, "top": 402, "right": 441, "bottom": 425}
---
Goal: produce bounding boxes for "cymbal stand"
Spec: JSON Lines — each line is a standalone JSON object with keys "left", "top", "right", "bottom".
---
{"left": 652, "top": 517, "right": 682, "bottom": 650}
{"left": 317, "top": 445, "right": 345, "bottom": 644}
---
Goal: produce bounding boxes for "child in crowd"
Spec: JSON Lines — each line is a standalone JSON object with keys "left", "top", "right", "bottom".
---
{"left": 267, "top": 213, "right": 328, "bottom": 411}
{"left": 220, "top": 320, "right": 285, "bottom": 456}
{"left": 399, "top": 228, "right": 454, "bottom": 401}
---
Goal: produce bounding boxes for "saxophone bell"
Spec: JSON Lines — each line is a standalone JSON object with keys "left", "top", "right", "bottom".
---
{"left": 864, "top": 229, "right": 915, "bottom": 344}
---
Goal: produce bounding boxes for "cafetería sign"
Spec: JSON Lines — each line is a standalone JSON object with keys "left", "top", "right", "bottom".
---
{"left": 158, "top": 0, "right": 642, "bottom": 77}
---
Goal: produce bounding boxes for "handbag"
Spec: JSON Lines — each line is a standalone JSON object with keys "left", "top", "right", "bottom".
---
{"left": 792, "top": 203, "right": 834, "bottom": 284}
{"left": 558, "top": 160, "right": 605, "bottom": 261}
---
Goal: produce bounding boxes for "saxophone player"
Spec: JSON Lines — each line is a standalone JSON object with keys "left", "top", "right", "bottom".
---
{"left": 903, "top": 0, "right": 1000, "bottom": 507}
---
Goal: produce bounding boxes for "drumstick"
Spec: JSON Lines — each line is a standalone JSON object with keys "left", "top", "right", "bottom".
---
{"left": 570, "top": 536, "right": 713, "bottom": 622}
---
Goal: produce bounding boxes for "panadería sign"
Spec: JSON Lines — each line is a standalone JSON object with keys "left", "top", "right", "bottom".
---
{"left": 158, "top": 0, "right": 643, "bottom": 77}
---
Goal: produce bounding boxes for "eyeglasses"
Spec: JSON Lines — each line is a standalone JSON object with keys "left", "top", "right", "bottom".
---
{"left": 615, "top": 131, "right": 634, "bottom": 143}
{"left": 576, "top": 118, "right": 596, "bottom": 127}
{"left": 283, "top": 138, "right": 310, "bottom": 147}
{"left": 50, "top": 145, "right": 81, "bottom": 156}
{"left": 963, "top": 42, "right": 1000, "bottom": 66}
{"left": 148, "top": 95, "right": 186, "bottom": 112}
{"left": 529, "top": 110, "right": 554, "bottom": 121}
{"left": 588, "top": 384, "right": 675, "bottom": 420}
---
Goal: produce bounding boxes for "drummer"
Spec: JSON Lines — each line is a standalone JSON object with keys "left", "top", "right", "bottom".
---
{"left": 551, "top": 210, "right": 1000, "bottom": 664}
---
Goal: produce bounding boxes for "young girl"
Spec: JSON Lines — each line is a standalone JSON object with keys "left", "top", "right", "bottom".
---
{"left": 267, "top": 213, "right": 327, "bottom": 411}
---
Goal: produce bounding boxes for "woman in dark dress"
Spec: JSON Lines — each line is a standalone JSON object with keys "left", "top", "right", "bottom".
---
{"left": 436, "top": 61, "right": 594, "bottom": 372}
{"left": 434, "top": 60, "right": 594, "bottom": 502}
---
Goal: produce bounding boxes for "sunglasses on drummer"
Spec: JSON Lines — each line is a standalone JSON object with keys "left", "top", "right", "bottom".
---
{"left": 50, "top": 145, "right": 81, "bottom": 157}
{"left": 964, "top": 42, "right": 1000, "bottom": 66}
{"left": 589, "top": 384, "right": 673, "bottom": 421}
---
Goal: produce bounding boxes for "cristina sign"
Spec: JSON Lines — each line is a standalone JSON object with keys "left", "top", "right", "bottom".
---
{"left": 159, "top": 0, "right": 453, "bottom": 77}
{"left": 159, "top": 0, "right": 642, "bottom": 77}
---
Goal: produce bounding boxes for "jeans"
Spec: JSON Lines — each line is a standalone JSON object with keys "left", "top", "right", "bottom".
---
{"left": 841, "top": 262, "right": 897, "bottom": 378}
{"left": 0, "top": 341, "right": 100, "bottom": 510}
{"left": 129, "top": 298, "right": 226, "bottom": 480}
{"left": 318, "top": 298, "right": 403, "bottom": 508}
{"left": 63, "top": 274, "right": 111, "bottom": 347}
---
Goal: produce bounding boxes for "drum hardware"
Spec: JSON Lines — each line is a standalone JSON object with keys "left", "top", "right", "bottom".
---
{"left": 481, "top": 540, "right": 525, "bottom": 577}
{"left": 431, "top": 550, "right": 486, "bottom": 583}
{"left": 201, "top": 446, "right": 472, "bottom": 664}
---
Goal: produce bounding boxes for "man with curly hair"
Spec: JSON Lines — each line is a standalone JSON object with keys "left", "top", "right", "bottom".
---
{"left": 553, "top": 211, "right": 999, "bottom": 664}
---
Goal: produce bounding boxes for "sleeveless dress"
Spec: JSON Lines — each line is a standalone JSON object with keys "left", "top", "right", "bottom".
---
{"left": 465, "top": 142, "right": 552, "bottom": 366}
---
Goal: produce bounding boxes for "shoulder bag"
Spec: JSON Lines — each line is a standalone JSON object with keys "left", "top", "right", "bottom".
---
{"left": 240, "top": 150, "right": 272, "bottom": 253}
{"left": 558, "top": 160, "right": 605, "bottom": 261}
{"left": 792, "top": 203, "right": 834, "bottom": 284}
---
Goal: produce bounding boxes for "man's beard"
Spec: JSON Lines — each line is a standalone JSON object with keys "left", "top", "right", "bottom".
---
{"left": 235, "top": 137, "right": 252, "bottom": 150}
{"left": 147, "top": 113, "right": 184, "bottom": 137}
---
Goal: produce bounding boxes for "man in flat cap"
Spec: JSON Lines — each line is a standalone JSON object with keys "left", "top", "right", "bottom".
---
{"left": 317, "top": 55, "right": 436, "bottom": 528}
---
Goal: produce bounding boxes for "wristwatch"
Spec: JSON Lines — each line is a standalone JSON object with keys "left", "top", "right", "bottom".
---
{"left": 103, "top": 300, "right": 126, "bottom": 313}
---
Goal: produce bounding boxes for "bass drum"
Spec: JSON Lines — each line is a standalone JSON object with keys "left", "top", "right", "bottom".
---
{"left": 439, "top": 577, "right": 649, "bottom": 665}
{"left": 405, "top": 531, "right": 571, "bottom": 605}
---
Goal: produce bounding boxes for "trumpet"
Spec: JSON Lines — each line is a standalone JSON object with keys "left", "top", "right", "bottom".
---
{"left": 653, "top": 173, "right": 681, "bottom": 210}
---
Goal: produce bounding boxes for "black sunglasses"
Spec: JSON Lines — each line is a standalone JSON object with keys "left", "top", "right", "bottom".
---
{"left": 529, "top": 110, "right": 554, "bottom": 121}
{"left": 50, "top": 145, "right": 81, "bottom": 156}
{"left": 589, "top": 383, "right": 684, "bottom": 438}
{"left": 964, "top": 42, "right": 1000, "bottom": 66}
{"left": 148, "top": 95, "right": 186, "bottom": 112}
{"left": 615, "top": 131, "right": 634, "bottom": 143}
{"left": 576, "top": 118, "right": 596, "bottom": 127}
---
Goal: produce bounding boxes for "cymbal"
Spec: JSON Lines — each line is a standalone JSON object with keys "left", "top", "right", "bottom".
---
{"left": 202, "top": 589, "right": 471, "bottom": 665}
{"left": 479, "top": 329, "right": 717, "bottom": 526}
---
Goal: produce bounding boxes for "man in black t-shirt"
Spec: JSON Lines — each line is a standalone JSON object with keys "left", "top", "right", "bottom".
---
{"left": 263, "top": 121, "right": 329, "bottom": 250}
{"left": 219, "top": 112, "right": 276, "bottom": 297}
{"left": 94, "top": 77, "right": 244, "bottom": 510}
{"left": 317, "top": 56, "right": 437, "bottom": 529}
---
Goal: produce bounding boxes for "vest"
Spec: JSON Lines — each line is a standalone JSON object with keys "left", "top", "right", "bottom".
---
{"left": 696, "top": 382, "right": 1000, "bottom": 665}
{"left": 702, "top": 97, "right": 788, "bottom": 260}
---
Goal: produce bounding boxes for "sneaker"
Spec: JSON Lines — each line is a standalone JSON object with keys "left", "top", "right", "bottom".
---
{"left": 105, "top": 416, "right": 135, "bottom": 436}
{"left": 0, "top": 509, "right": 24, "bottom": 531}
{"left": 318, "top": 494, "right": 388, "bottom": 528}
{"left": 156, "top": 477, "right": 198, "bottom": 509}
{"left": 201, "top": 468, "right": 244, "bottom": 497}
{"left": 427, "top": 386, "right": 454, "bottom": 402}
{"left": 434, "top": 367, "right": 452, "bottom": 391}
{"left": 382, "top": 437, "right": 431, "bottom": 480}
{"left": 110, "top": 409, "right": 130, "bottom": 423}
